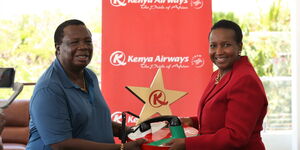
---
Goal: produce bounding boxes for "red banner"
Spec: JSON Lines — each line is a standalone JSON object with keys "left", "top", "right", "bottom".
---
{"left": 102, "top": 0, "right": 212, "bottom": 125}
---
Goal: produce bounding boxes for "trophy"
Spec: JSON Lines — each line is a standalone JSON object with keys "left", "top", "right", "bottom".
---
{"left": 123, "top": 69, "right": 198, "bottom": 149}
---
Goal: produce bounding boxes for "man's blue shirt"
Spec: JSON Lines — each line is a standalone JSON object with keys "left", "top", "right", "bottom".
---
{"left": 26, "top": 59, "right": 114, "bottom": 150}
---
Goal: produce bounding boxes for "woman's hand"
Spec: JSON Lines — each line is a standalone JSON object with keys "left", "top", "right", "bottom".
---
{"left": 124, "top": 139, "right": 146, "bottom": 150}
{"left": 165, "top": 138, "right": 186, "bottom": 150}
{"left": 180, "top": 117, "right": 193, "bottom": 127}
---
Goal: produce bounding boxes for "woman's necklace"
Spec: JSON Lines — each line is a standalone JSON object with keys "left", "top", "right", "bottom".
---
{"left": 215, "top": 72, "right": 223, "bottom": 84}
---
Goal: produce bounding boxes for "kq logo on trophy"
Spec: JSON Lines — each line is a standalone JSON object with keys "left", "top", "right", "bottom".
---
{"left": 149, "top": 90, "right": 168, "bottom": 108}
{"left": 126, "top": 68, "right": 188, "bottom": 124}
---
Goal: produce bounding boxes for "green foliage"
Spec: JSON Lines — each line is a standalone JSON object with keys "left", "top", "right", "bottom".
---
{"left": 0, "top": 14, "right": 53, "bottom": 99}
{"left": 0, "top": 11, "right": 101, "bottom": 100}
{"left": 212, "top": 0, "right": 291, "bottom": 77}
{"left": 212, "top": 12, "right": 240, "bottom": 25}
{"left": 259, "top": 0, "right": 290, "bottom": 31}
{"left": 262, "top": 78, "right": 292, "bottom": 130}
{"left": 212, "top": 0, "right": 291, "bottom": 130}
{"left": 243, "top": 32, "right": 291, "bottom": 76}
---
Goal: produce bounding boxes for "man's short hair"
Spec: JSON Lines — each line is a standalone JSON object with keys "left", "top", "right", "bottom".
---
{"left": 54, "top": 19, "right": 85, "bottom": 46}
{"left": 210, "top": 19, "right": 243, "bottom": 44}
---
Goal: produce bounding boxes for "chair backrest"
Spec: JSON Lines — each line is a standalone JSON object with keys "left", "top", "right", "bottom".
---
{"left": 1, "top": 99, "right": 29, "bottom": 144}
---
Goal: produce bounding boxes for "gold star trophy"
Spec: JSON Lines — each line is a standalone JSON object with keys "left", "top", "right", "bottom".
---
{"left": 126, "top": 68, "right": 188, "bottom": 124}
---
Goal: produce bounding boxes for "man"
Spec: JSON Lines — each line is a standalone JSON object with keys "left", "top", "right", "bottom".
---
{"left": 26, "top": 19, "right": 145, "bottom": 150}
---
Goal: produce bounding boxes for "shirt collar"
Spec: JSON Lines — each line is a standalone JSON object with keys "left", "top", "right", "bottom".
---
{"left": 53, "top": 59, "right": 74, "bottom": 88}
{"left": 53, "top": 59, "right": 94, "bottom": 89}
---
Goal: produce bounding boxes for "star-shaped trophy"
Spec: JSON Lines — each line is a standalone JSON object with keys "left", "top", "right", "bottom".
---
{"left": 126, "top": 68, "right": 188, "bottom": 124}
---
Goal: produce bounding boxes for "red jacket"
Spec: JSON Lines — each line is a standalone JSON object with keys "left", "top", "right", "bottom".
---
{"left": 186, "top": 56, "right": 268, "bottom": 150}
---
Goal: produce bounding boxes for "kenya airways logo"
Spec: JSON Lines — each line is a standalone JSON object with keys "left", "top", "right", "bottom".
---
{"left": 111, "top": 111, "right": 138, "bottom": 124}
{"left": 109, "top": 0, "right": 204, "bottom": 10}
{"left": 109, "top": 50, "right": 205, "bottom": 69}
{"left": 110, "top": 51, "right": 127, "bottom": 66}
{"left": 149, "top": 90, "right": 168, "bottom": 108}
{"left": 110, "top": 0, "right": 127, "bottom": 7}
{"left": 190, "top": 0, "right": 204, "bottom": 9}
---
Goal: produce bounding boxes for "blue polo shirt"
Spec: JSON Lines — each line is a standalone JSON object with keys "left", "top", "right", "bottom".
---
{"left": 26, "top": 59, "right": 114, "bottom": 150}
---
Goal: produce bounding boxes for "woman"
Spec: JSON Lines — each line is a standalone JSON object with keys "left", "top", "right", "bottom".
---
{"left": 166, "top": 20, "right": 268, "bottom": 150}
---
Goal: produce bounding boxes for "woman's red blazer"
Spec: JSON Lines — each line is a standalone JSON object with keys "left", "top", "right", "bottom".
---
{"left": 186, "top": 56, "right": 268, "bottom": 150}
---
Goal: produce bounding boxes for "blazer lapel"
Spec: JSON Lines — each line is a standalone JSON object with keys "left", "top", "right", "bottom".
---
{"left": 203, "top": 71, "right": 232, "bottom": 104}
{"left": 197, "top": 70, "right": 231, "bottom": 127}
{"left": 197, "top": 72, "right": 217, "bottom": 127}
{"left": 201, "top": 76, "right": 217, "bottom": 103}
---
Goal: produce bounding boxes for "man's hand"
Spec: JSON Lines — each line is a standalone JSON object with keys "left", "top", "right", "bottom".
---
{"left": 124, "top": 138, "right": 146, "bottom": 150}
{"left": 112, "top": 121, "right": 122, "bottom": 138}
{"left": 112, "top": 121, "right": 134, "bottom": 140}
